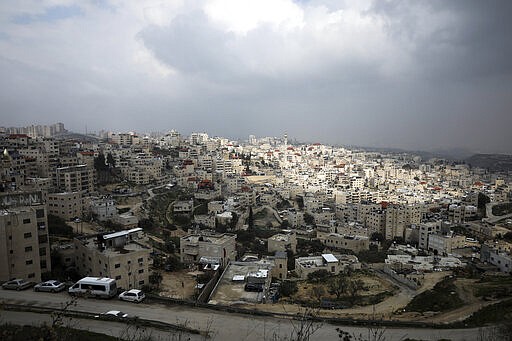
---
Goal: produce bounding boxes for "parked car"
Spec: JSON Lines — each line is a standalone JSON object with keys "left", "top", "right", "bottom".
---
{"left": 34, "top": 280, "right": 66, "bottom": 293}
{"left": 2, "top": 279, "right": 34, "bottom": 291}
{"left": 118, "top": 289, "right": 145, "bottom": 303}
{"left": 95, "top": 310, "right": 129, "bottom": 319}
{"left": 244, "top": 283, "right": 264, "bottom": 292}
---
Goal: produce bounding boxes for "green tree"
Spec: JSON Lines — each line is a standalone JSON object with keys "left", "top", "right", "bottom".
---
{"left": 307, "top": 269, "right": 331, "bottom": 283}
{"left": 348, "top": 279, "right": 364, "bottom": 304}
{"left": 149, "top": 271, "right": 163, "bottom": 289}
{"left": 93, "top": 153, "right": 108, "bottom": 171}
{"left": 329, "top": 275, "right": 350, "bottom": 300}
{"left": 48, "top": 214, "right": 74, "bottom": 238}
{"left": 304, "top": 212, "right": 315, "bottom": 225}
{"left": 370, "top": 232, "right": 384, "bottom": 242}
{"left": 280, "top": 280, "right": 298, "bottom": 297}
{"left": 248, "top": 206, "right": 254, "bottom": 230}
{"left": 310, "top": 286, "right": 326, "bottom": 304}
{"left": 106, "top": 152, "right": 116, "bottom": 168}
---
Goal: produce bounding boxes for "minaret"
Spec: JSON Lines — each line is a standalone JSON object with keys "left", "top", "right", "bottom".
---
{"left": 284, "top": 133, "right": 288, "bottom": 147}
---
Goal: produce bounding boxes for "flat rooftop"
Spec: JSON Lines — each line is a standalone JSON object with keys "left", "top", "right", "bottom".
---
{"left": 77, "top": 236, "right": 150, "bottom": 256}
{"left": 181, "top": 233, "right": 235, "bottom": 245}
{"left": 208, "top": 260, "right": 273, "bottom": 305}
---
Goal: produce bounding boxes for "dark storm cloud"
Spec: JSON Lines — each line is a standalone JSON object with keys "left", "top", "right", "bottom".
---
{"left": 1, "top": 1, "right": 511, "bottom": 153}
{"left": 370, "top": 0, "right": 512, "bottom": 81}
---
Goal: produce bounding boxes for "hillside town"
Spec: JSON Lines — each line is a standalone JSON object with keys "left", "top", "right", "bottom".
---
{"left": 1, "top": 123, "right": 512, "bottom": 326}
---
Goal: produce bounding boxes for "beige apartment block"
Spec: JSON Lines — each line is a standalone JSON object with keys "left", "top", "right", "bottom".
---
{"left": 73, "top": 228, "right": 151, "bottom": 290}
{"left": 180, "top": 232, "right": 236, "bottom": 267}
{"left": 54, "top": 164, "right": 94, "bottom": 194}
{"left": 427, "top": 233, "right": 465, "bottom": 255}
{"left": 384, "top": 205, "right": 422, "bottom": 240}
{"left": 317, "top": 232, "right": 369, "bottom": 253}
{"left": 47, "top": 191, "right": 83, "bottom": 220}
{"left": 111, "top": 133, "right": 133, "bottom": 146}
{"left": 121, "top": 166, "right": 151, "bottom": 185}
{"left": 0, "top": 201, "right": 51, "bottom": 282}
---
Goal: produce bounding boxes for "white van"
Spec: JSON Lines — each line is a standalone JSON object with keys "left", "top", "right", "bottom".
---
{"left": 68, "top": 277, "right": 117, "bottom": 298}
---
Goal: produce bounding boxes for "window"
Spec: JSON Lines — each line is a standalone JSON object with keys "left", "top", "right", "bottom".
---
{"left": 36, "top": 209, "right": 45, "bottom": 218}
{"left": 23, "top": 218, "right": 31, "bottom": 224}
{"left": 28, "top": 273, "right": 35, "bottom": 278}
{"left": 138, "top": 269, "right": 144, "bottom": 274}
{"left": 39, "top": 247, "right": 46, "bottom": 256}
{"left": 25, "top": 246, "right": 32, "bottom": 252}
{"left": 26, "top": 260, "right": 33, "bottom": 265}
{"left": 115, "top": 263, "right": 120, "bottom": 268}
{"left": 138, "top": 280, "right": 144, "bottom": 285}
{"left": 24, "top": 232, "right": 32, "bottom": 239}
{"left": 115, "top": 275, "right": 121, "bottom": 280}
{"left": 9, "top": 250, "right": 13, "bottom": 254}
{"left": 38, "top": 235, "right": 48, "bottom": 244}
{"left": 40, "top": 260, "right": 47, "bottom": 269}
{"left": 37, "top": 222, "right": 46, "bottom": 229}
{"left": 137, "top": 258, "right": 143, "bottom": 263}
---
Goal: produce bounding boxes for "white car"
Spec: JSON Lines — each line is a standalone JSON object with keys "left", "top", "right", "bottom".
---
{"left": 118, "top": 289, "right": 145, "bottom": 303}
{"left": 34, "top": 280, "right": 66, "bottom": 293}
{"left": 96, "top": 310, "right": 129, "bottom": 319}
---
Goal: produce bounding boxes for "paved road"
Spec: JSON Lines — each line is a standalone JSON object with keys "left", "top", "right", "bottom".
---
{"left": 0, "top": 289, "right": 483, "bottom": 340}
{"left": 484, "top": 202, "right": 512, "bottom": 224}
{"left": 0, "top": 310, "right": 202, "bottom": 341}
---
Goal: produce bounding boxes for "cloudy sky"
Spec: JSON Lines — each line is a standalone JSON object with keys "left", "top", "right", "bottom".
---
{"left": 1, "top": 0, "right": 511, "bottom": 153}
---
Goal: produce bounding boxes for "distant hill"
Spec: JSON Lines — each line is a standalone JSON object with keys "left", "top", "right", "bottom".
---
{"left": 345, "top": 145, "right": 473, "bottom": 161}
{"left": 54, "top": 131, "right": 101, "bottom": 142}
{"left": 466, "top": 154, "right": 512, "bottom": 172}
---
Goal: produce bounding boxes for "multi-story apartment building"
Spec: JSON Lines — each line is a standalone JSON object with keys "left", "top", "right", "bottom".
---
{"left": 54, "top": 165, "right": 94, "bottom": 194}
{"left": 47, "top": 191, "right": 83, "bottom": 220}
{"left": 1, "top": 150, "right": 26, "bottom": 191}
{"left": 427, "top": 233, "right": 465, "bottom": 255}
{"left": 0, "top": 192, "right": 51, "bottom": 282}
{"left": 111, "top": 133, "right": 133, "bottom": 146}
{"left": 418, "top": 221, "right": 442, "bottom": 250}
{"left": 287, "top": 208, "right": 304, "bottom": 228}
{"left": 366, "top": 209, "right": 386, "bottom": 235}
{"left": 384, "top": 204, "right": 422, "bottom": 240}
{"left": 317, "top": 232, "right": 369, "bottom": 253}
{"left": 73, "top": 228, "right": 151, "bottom": 290}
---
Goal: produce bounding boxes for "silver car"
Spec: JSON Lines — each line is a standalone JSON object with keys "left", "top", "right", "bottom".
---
{"left": 119, "top": 289, "right": 145, "bottom": 303}
{"left": 34, "top": 280, "right": 66, "bottom": 293}
{"left": 2, "top": 279, "right": 34, "bottom": 291}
